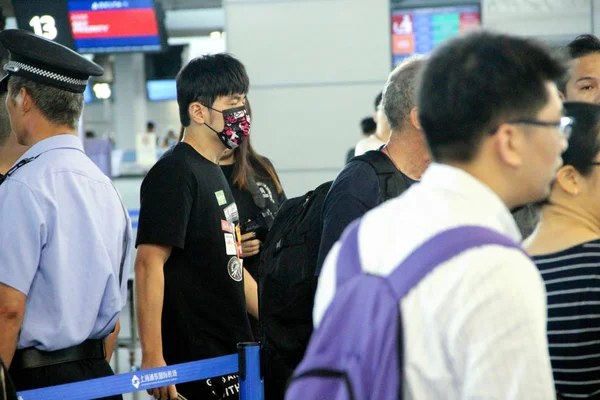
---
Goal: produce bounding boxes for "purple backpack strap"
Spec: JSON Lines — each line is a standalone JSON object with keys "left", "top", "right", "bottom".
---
{"left": 387, "top": 225, "right": 524, "bottom": 299}
{"left": 335, "top": 220, "right": 363, "bottom": 289}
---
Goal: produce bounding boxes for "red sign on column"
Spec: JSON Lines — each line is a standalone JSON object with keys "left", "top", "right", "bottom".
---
{"left": 460, "top": 12, "right": 480, "bottom": 32}
{"left": 392, "top": 14, "right": 413, "bottom": 35}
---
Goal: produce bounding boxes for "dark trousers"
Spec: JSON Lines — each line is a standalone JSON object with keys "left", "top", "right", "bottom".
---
{"left": 10, "top": 358, "right": 122, "bottom": 400}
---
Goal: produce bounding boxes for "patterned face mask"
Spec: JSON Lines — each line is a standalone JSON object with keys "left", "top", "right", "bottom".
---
{"left": 204, "top": 104, "right": 251, "bottom": 149}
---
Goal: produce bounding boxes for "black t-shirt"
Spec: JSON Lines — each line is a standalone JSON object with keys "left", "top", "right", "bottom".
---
{"left": 220, "top": 159, "right": 286, "bottom": 280}
{"left": 136, "top": 143, "right": 253, "bottom": 365}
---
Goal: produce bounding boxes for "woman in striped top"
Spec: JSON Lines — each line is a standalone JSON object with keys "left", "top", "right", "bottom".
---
{"left": 527, "top": 102, "right": 600, "bottom": 399}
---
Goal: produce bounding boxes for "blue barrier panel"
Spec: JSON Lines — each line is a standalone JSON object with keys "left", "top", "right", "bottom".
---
{"left": 17, "top": 343, "right": 264, "bottom": 400}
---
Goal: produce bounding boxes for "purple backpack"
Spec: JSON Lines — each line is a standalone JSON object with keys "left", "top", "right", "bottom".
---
{"left": 285, "top": 223, "right": 522, "bottom": 400}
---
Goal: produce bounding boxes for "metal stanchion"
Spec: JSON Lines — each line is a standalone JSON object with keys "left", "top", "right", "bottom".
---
{"left": 237, "top": 342, "right": 263, "bottom": 400}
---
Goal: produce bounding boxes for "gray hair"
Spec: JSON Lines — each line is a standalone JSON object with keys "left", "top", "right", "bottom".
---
{"left": 382, "top": 55, "right": 427, "bottom": 131}
{"left": 8, "top": 76, "right": 84, "bottom": 130}
{"left": 0, "top": 92, "right": 12, "bottom": 145}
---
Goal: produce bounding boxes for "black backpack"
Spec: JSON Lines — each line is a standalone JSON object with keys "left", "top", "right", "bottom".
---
{"left": 259, "top": 150, "right": 410, "bottom": 400}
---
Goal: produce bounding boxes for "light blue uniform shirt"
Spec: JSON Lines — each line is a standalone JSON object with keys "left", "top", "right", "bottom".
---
{"left": 0, "top": 134, "right": 132, "bottom": 351}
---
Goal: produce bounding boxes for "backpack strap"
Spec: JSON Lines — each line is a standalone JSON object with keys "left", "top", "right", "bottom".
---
{"left": 387, "top": 225, "right": 524, "bottom": 299}
{"left": 352, "top": 150, "right": 409, "bottom": 201}
{"left": 334, "top": 220, "right": 363, "bottom": 289}
{"left": 335, "top": 223, "right": 523, "bottom": 298}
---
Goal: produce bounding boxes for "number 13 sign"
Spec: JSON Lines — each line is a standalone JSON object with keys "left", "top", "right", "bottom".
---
{"left": 29, "top": 15, "right": 58, "bottom": 40}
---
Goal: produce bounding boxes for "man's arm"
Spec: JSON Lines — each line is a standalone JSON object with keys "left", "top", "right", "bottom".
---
{"left": 0, "top": 283, "right": 26, "bottom": 367}
{"left": 243, "top": 268, "right": 259, "bottom": 318}
{"left": 316, "top": 164, "right": 380, "bottom": 275}
{"left": 104, "top": 319, "right": 120, "bottom": 363}
{"left": 0, "top": 182, "right": 45, "bottom": 367}
{"left": 135, "top": 244, "right": 177, "bottom": 400}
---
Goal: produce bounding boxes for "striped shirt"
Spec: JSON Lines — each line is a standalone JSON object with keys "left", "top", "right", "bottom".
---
{"left": 533, "top": 240, "right": 600, "bottom": 399}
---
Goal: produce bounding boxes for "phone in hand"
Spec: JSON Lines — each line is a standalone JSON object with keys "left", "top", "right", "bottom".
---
{"left": 239, "top": 219, "right": 269, "bottom": 242}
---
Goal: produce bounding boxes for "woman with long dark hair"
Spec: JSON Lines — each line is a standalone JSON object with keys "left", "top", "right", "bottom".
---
{"left": 218, "top": 100, "right": 286, "bottom": 338}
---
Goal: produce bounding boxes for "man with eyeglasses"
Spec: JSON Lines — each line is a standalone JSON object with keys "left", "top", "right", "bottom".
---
{"left": 514, "top": 34, "right": 600, "bottom": 239}
{"left": 313, "top": 31, "right": 567, "bottom": 398}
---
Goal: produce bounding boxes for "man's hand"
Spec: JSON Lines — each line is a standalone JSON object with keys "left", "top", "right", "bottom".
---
{"left": 241, "top": 232, "right": 261, "bottom": 258}
{"left": 141, "top": 354, "right": 178, "bottom": 400}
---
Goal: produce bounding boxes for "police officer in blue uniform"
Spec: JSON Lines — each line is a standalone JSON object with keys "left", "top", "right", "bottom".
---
{"left": 0, "top": 30, "right": 132, "bottom": 399}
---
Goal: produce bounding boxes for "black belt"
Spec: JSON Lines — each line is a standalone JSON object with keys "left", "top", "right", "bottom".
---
{"left": 11, "top": 339, "right": 105, "bottom": 370}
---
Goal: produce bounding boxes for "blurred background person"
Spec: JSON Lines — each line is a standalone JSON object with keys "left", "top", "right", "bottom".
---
{"left": 527, "top": 101, "right": 600, "bottom": 400}
{"left": 346, "top": 116, "right": 376, "bottom": 163}
{"left": 354, "top": 92, "right": 391, "bottom": 156}
{"left": 219, "top": 99, "right": 286, "bottom": 339}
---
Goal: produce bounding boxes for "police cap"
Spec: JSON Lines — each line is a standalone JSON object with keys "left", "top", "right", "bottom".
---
{"left": 0, "top": 29, "right": 103, "bottom": 94}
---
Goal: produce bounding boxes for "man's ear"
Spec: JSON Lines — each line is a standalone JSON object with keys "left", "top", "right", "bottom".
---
{"left": 555, "top": 164, "right": 581, "bottom": 196}
{"left": 558, "top": 90, "right": 566, "bottom": 101}
{"left": 188, "top": 102, "right": 207, "bottom": 125}
{"left": 19, "top": 88, "right": 31, "bottom": 113}
{"left": 494, "top": 123, "right": 523, "bottom": 168}
{"left": 409, "top": 107, "right": 422, "bottom": 130}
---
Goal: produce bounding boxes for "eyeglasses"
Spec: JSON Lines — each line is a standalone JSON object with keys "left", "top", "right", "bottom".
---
{"left": 491, "top": 116, "right": 574, "bottom": 140}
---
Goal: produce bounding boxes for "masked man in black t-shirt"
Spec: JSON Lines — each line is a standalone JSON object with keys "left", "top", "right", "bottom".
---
{"left": 135, "top": 54, "right": 257, "bottom": 400}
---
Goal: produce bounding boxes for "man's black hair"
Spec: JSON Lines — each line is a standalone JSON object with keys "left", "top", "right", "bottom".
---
{"left": 418, "top": 31, "right": 567, "bottom": 163}
{"left": 360, "top": 116, "right": 376, "bottom": 135}
{"left": 176, "top": 53, "right": 249, "bottom": 127}
{"left": 558, "top": 34, "right": 600, "bottom": 93}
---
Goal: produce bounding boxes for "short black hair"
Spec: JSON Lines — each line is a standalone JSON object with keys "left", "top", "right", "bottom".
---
{"left": 418, "top": 31, "right": 567, "bottom": 163}
{"left": 562, "top": 101, "right": 600, "bottom": 176}
{"left": 360, "top": 116, "right": 376, "bottom": 135}
{"left": 176, "top": 53, "right": 249, "bottom": 127}
{"left": 374, "top": 92, "right": 383, "bottom": 111}
{"left": 558, "top": 34, "right": 600, "bottom": 92}
{"left": 146, "top": 121, "right": 155, "bottom": 131}
{"left": 566, "top": 34, "right": 600, "bottom": 59}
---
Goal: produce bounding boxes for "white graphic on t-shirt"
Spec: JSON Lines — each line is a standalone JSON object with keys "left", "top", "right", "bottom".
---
{"left": 227, "top": 256, "right": 243, "bottom": 282}
{"left": 257, "top": 182, "right": 275, "bottom": 204}
{"left": 205, "top": 374, "right": 240, "bottom": 398}
{"left": 224, "top": 203, "right": 239, "bottom": 224}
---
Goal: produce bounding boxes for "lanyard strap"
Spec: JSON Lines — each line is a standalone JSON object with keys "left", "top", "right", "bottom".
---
{"left": 0, "top": 155, "right": 40, "bottom": 185}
